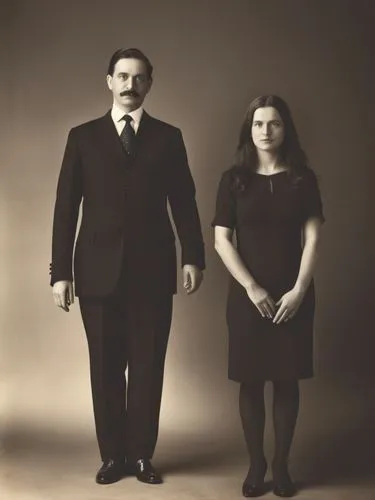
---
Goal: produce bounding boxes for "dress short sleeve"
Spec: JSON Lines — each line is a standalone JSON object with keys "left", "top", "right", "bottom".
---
{"left": 212, "top": 171, "right": 236, "bottom": 229}
{"left": 301, "top": 169, "right": 325, "bottom": 223}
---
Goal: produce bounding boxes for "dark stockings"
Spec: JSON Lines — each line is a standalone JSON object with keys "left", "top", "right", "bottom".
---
{"left": 239, "top": 381, "right": 266, "bottom": 481}
{"left": 239, "top": 380, "right": 299, "bottom": 482}
{"left": 272, "top": 380, "right": 299, "bottom": 481}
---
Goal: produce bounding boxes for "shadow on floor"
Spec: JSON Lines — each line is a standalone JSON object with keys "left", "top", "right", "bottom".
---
{"left": 2, "top": 417, "right": 375, "bottom": 488}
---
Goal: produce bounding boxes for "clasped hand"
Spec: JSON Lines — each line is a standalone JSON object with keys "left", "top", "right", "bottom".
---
{"left": 246, "top": 283, "right": 304, "bottom": 324}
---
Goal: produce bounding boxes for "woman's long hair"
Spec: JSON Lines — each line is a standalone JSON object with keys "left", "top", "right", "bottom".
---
{"left": 231, "top": 95, "right": 309, "bottom": 192}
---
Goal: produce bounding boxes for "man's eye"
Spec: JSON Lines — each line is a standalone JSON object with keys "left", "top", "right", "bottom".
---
{"left": 135, "top": 75, "right": 147, "bottom": 83}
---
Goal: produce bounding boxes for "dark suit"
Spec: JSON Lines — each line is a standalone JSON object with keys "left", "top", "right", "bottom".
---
{"left": 51, "top": 110, "right": 205, "bottom": 461}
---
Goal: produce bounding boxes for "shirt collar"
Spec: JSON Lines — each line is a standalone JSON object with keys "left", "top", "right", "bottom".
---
{"left": 111, "top": 102, "right": 144, "bottom": 126}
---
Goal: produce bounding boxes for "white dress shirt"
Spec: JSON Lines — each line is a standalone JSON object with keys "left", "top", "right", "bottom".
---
{"left": 111, "top": 102, "right": 144, "bottom": 135}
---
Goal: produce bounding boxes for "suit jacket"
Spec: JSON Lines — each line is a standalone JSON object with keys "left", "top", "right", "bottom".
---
{"left": 50, "top": 110, "right": 205, "bottom": 297}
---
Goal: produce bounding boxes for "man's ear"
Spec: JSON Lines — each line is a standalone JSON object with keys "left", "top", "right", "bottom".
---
{"left": 106, "top": 74, "right": 113, "bottom": 91}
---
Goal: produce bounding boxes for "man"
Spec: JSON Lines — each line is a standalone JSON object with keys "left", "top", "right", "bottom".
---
{"left": 50, "top": 48, "right": 205, "bottom": 486}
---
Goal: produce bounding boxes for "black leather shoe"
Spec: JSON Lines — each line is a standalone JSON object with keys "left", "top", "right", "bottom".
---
{"left": 95, "top": 459, "right": 126, "bottom": 484}
{"left": 130, "top": 458, "right": 163, "bottom": 484}
{"left": 242, "top": 460, "right": 267, "bottom": 497}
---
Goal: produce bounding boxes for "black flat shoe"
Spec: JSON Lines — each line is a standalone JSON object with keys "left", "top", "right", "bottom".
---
{"left": 272, "top": 464, "right": 296, "bottom": 497}
{"left": 129, "top": 458, "right": 163, "bottom": 484}
{"left": 95, "top": 459, "right": 126, "bottom": 484}
{"left": 273, "top": 481, "right": 296, "bottom": 498}
{"left": 242, "top": 460, "right": 267, "bottom": 497}
{"left": 242, "top": 482, "right": 267, "bottom": 497}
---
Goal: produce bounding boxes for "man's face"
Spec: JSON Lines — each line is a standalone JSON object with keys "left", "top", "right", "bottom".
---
{"left": 106, "top": 57, "right": 152, "bottom": 111}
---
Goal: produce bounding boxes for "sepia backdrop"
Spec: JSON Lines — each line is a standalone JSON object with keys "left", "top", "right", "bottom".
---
{"left": 1, "top": 0, "right": 374, "bottom": 497}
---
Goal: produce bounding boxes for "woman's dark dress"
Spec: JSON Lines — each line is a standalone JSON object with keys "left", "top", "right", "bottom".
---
{"left": 213, "top": 169, "right": 324, "bottom": 382}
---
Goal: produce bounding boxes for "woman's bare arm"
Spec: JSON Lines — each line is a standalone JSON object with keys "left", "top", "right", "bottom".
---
{"left": 273, "top": 217, "right": 323, "bottom": 324}
{"left": 214, "top": 225, "right": 275, "bottom": 318}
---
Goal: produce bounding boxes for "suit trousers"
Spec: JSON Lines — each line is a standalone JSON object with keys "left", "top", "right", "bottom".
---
{"left": 79, "top": 283, "right": 173, "bottom": 463}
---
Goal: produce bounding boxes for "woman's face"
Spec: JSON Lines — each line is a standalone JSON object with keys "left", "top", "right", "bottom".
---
{"left": 251, "top": 106, "right": 285, "bottom": 153}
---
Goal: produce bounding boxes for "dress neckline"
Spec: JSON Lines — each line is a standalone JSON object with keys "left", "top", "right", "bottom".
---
{"left": 254, "top": 170, "right": 288, "bottom": 177}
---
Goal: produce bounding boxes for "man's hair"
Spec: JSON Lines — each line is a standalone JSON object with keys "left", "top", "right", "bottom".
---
{"left": 107, "top": 48, "right": 153, "bottom": 79}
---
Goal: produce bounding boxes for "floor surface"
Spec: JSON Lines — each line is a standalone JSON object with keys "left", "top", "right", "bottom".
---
{"left": 1, "top": 425, "right": 374, "bottom": 500}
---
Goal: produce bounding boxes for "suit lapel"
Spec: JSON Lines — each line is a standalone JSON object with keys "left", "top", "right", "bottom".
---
{"left": 134, "top": 111, "right": 161, "bottom": 166}
{"left": 135, "top": 111, "right": 155, "bottom": 149}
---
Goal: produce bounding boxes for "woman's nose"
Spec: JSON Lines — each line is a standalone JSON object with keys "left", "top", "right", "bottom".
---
{"left": 262, "top": 123, "right": 271, "bottom": 135}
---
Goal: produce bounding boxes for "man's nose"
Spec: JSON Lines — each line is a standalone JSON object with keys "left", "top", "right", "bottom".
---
{"left": 126, "top": 76, "right": 135, "bottom": 89}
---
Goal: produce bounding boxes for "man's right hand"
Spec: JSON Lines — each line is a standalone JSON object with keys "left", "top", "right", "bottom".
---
{"left": 52, "top": 280, "right": 74, "bottom": 312}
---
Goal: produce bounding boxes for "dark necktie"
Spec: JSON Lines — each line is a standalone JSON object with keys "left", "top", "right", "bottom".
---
{"left": 120, "top": 114, "right": 136, "bottom": 156}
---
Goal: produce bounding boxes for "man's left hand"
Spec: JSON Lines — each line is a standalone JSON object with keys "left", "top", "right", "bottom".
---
{"left": 182, "top": 265, "right": 203, "bottom": 295}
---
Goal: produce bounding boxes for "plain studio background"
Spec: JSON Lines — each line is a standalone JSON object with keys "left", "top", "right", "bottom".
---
{"left": 1, "top": 1, "right": 374, "bottom": 499}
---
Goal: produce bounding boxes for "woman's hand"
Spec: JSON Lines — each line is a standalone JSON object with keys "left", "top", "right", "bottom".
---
{"left": 273, "top": 287, "right": 305, "bottom": 324}
{"left": 245, "top": 283, "right": 276, "bottom": 319}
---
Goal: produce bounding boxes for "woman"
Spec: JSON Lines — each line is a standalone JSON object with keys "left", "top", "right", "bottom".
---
{"left": 213, "top": 95, "right": 324, "bottom": 497}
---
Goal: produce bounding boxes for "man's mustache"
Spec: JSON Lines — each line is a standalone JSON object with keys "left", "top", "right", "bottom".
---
{"left": 120, "top": 90, "right": 140, "bottom": 97}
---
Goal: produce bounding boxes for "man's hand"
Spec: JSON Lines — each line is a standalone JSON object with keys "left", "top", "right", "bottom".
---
{"left": 52, "top": 280, "right": 74, "bottom": 312}
{"left": 182, "top": 265, "right": 203, "bottom": 295}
